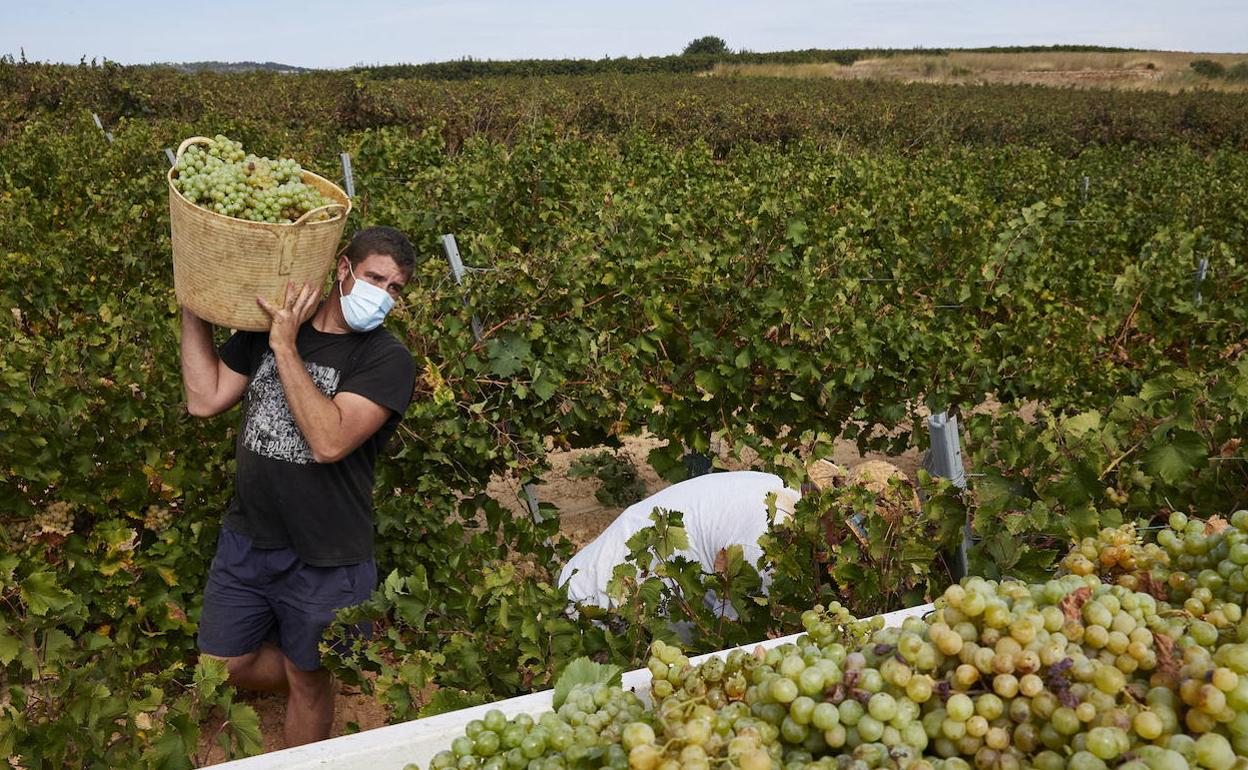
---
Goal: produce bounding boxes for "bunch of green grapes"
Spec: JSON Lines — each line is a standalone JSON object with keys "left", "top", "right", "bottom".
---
{"left": 707, "top": 568, "right": 1240, "bottom": 770}
{"left": 643, "top": 639, "right": 774, "bottom": 770}
{"left": 639, "top": 604, "right": 893, "bottom": 770}
{"left": 1152, "top": 511, "right": 1248, "bottom": 642}
{"left": 424, "top": 684, "right": 649, "bottom": 770}
{"left": 1059, "top": 523, "right": 1169, "bottom": 588}
{"left": 171, "top": 134, "right": 332, "bottom": 223}
{"left": 420, "top": 513, "right": 1248, "bottom": 770}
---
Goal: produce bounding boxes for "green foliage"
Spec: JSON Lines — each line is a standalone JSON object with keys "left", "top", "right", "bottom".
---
{"left": 682, "top": 37, "right": 731, "bottom": 57}
{"left": 962, "top": 360, "right": 1248, "bottom": 581}
{"left": 1191, "top": 59, "right": 1227, "bottom": 78}
{"left": 552, "top": 658, "right": 622, "bottom": 709}
{"left": 350, "top": 48, "right": 938, "bottom": 80}
{"left": 568, "top": 450, "right": 648, "bottom": 508}
{"left": 6, "top": 60, "right": 1248, "bottom": 154}
{"left": 779, "top": 475, "right": 964, "bottom": 617}
{"left": 0, "top": 64, "right": 1244, "bottom": 758}
{"left": 1226, "top": 61, "right": 1248, "bottom": 82}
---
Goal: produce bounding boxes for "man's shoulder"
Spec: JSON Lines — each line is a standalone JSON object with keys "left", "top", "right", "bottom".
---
{"left": 345, "top": 327, "right": 412, "bottom": 365}
{"left": 355, "top": 328, "right": 416, "bottom": 382}
{"left": 367, "top": 327, "right": 411, "bottom": 354}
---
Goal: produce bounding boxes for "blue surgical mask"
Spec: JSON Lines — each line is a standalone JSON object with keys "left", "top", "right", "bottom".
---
{"left": 339, "top": 262, "right": 395, "bottom": 332}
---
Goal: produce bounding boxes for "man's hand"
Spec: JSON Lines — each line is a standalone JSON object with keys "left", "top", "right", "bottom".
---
{"left": 258, "top": 281, "right": 319, "bottom": 352}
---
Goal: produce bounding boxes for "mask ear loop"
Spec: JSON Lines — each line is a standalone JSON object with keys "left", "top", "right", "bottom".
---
{"left": 336, "top": 245, "right": 353, "bottom": 297}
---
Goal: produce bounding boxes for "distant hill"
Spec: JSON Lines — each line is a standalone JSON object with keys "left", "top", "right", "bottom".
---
{"left": 152, "top": 61, "right": 315, "bottom": 74}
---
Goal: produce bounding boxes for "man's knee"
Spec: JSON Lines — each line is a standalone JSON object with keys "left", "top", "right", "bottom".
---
{"left": 284, "top": 660, "right": 333, "bottom": 699}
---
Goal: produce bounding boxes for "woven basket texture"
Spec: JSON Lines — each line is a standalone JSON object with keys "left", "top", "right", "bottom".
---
{"left": 168, "top": 137, "right": 351, "bottom": 331}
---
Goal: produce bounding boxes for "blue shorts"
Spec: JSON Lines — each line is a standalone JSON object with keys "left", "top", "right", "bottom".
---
{"left": 198, "top": 528, "right": 376, "bottom": 672}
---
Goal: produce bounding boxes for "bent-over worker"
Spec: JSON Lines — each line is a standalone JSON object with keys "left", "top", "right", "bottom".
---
{"left": 558, "top": 462, "right": 844, "bottom": 610}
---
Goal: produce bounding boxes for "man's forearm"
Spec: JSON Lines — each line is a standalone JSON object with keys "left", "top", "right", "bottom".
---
{"left": 271, "top": 345, "right": 347, "bottom": 463}
{"left": 180, "top": 310, "right": 221, "bottom": 414}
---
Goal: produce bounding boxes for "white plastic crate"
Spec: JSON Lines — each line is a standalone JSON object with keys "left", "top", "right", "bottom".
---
{"left": 216, "top": 603, "right": 934, "bottom": 770}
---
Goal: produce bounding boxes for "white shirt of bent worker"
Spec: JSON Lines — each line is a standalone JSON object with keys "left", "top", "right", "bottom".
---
{"left": 557, "top": 470, "right": 801, "bottom": 610}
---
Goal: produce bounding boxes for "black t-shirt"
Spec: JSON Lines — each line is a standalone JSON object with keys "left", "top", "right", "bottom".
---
{"left": 219, "top": 322, "right": 415, "bottom": 566}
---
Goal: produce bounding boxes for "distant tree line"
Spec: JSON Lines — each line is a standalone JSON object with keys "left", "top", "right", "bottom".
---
{"left": 352, "top": 48, "right": 945, "bottom": 80}
{"left": 146, "top": 60, "right": 314, "bottom": 74}
{"left": 961, "top": 45, "right": 1140, "bottom": 53}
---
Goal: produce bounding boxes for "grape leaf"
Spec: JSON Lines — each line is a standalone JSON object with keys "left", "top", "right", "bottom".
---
{"left": 487, "top": 334, "right": 532, "bottom": 377}
{"left": 1144, "top": 430, "right": 1207, "bottom": 484}
{"left": 532, "top": 372, "right": 559, "bottom": 402}
{"left": 19, "top": 571, "right": 72, "bottom": 616}
{"left": 552, "top": 657, "right": 622, "bottom": 709}
{"left": 1062, "top": 411, "right": 1101, "bottom": 438}
{"left": 0, "top": 632, "right": 20, "bottom": 666}
{"left": 224, "top": 703, "right": 263, "bottom": 756}
{"left": 786, "top": 218, "right": 808, "bottom": 246}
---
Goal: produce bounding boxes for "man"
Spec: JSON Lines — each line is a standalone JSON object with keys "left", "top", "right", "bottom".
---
{"left": 179, "top": 226, "right": 417, "bottom": 746}
{"left": 558, "top": 461, "right": 844, "bottom": 610}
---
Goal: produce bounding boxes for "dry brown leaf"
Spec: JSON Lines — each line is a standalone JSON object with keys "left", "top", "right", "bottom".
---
{"left": 1060, "top": 586, "right": 1093, "bottom": 623}
{"left": 1152, "top": 632, "right": 1180, "bottom": 687}
{"left": 1206, "top": 516, "right": 1230, "bottom": 535}
{"left": 1137, "top": 571, "right": 1168, "bottom": 602}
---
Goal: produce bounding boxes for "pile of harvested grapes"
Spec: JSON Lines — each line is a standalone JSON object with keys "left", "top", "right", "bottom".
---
{"left": 421, "top": 512, "right": 1248, "bottom": 770}
{"left": 170, "top": 134, "right": 333, "bottom": 223}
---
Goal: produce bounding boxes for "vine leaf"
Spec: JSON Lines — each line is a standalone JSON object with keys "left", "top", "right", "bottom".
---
{"left": 487, "top": 334, "right": 532, "bottom": 377}
{"left": 552, "top": 658, "right": 622, "bottom": 709}
{"left": 19, "top": 571, "right": 73, "bottom": 616}
{"left": 786, "top": 218, "right": 808, "bottom": 246}
{"left": 0, "top": 633, "right": 19, "bottom": 666}
{"left": 225, "top": 703, "right": 263, "bottom": 756}
{"left": 1143, "top": 430, "right": 1207, "bottom": 485}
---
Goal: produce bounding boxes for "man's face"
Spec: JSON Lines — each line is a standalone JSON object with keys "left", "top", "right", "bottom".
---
{"left": 338, "top": 253, "right": 410, "bottom": 302}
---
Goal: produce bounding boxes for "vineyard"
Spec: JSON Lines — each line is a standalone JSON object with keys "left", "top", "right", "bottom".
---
{"left": 1, "top": 60, "right": 1247, "bottom": 766}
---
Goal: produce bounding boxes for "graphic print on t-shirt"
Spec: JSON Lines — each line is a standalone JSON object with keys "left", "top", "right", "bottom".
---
{"left": 242, "top": 352, "right": 341, "bottom": 464}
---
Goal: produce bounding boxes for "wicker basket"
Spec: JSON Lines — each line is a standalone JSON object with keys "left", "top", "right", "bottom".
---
{"left": 168, "top": 136, "right": 351, "bottom": 331}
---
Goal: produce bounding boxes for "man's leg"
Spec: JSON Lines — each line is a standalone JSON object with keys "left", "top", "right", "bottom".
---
{"left": 283, "top": 658, "right": 335, "bottom": 746}
{"left": 199, "top": 530, "right": 284, "bottom": 687}
{"left": 203, "top": 642, "right": 290, "bottom": 693}
{"left": 272, "top": 557, "right": 376, "bottom": 747}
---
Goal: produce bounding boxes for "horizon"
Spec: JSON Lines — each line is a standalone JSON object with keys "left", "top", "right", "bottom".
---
{"left": 4, "top": 1, "right": 1246, "bottom": 70}
{"left": 23, "top": 44, "right": 1248, "bottom": 72}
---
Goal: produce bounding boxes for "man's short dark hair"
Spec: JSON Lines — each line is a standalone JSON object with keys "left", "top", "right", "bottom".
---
{"left": 344, "top": 226, "right": 417, "bottom": 274}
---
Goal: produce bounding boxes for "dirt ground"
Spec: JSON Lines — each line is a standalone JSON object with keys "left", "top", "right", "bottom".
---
{"left": 708, "top": 50, "right": 1248, "bottom": 93}
{"left": 488, "top": 433, "right": 922, "bottom": 549}
{"left": 196, "top": 679, "right": 389, "bottom": 765}
{"left": 199, "top": 434, "right": 924, "bottom": 763}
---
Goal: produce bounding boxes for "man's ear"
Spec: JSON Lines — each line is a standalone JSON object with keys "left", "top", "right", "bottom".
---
{"left": 335, "top": 256, "right": 351, "bottom": 284}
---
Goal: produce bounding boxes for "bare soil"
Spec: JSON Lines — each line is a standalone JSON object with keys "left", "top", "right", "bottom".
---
{"left": 489, "top": 434, "right": 922, "bottom": 549}
{"left": 709, "top": 50, "right": 1248, "bottom": 93}
{"left": 197, "top": 680, "right": 390, "bottom": 764}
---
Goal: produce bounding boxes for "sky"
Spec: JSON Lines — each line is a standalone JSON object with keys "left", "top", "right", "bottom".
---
{"left": 2, "top": 0, "right": 1245, "bottom": 69}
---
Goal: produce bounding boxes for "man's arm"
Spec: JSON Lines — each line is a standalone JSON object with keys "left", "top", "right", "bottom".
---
{"left": 180, "top": 309, "right": 249, "bottom": 417}
{"left": 260, "top": 282, "right": 392, "bottom": 464}
{"left": 270, "top": 346, "right": 392, "bottom": 464}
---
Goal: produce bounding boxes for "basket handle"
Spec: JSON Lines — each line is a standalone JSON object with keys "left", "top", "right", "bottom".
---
{"left": 175, "top": 136, "right": 213, "bottom": 159}
{"left": 291, "top": 202, "right": 347, "bottom": 226}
